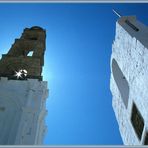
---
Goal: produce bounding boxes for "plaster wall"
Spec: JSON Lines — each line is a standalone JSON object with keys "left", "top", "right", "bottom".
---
{"left": 110, "top": 16, "right": 148, "bottom": 145}
{"left": 0, "top": 78, "right": 48, "bottom": 145}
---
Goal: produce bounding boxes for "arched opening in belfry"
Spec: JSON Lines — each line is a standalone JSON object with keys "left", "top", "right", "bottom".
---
{"left": 112, "top": 58, "right": 129, "bottom": 108}
{"left": 27, "top": 51, "right": 34, "bottom": 56}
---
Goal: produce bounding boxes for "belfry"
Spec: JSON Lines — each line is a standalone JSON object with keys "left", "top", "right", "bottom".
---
{"left": 0, "top": 26, "right": 46, "bottom": 80}
{"left": 0, "top": 26, "right": 48, "bottom": 144}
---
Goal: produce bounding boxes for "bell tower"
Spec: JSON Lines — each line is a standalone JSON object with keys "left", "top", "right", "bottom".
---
{"left": 0, "top": 26, "right": 46, "bottom": 80}
{"left": 0, "top": 26, "right": 48, "bottom": 144}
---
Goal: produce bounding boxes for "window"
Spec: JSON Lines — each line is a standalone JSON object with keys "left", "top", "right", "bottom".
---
{"left": 27, "top": 51, "right": 34, "bottom": 57}
{"left": 125, "top": 20, "right": 139, "bottom": 32}
{"left": 131, "top": 102, "right": 144, "bottom": 140}
{"left": 144, "top": 132, "right": 148, "bottom": 145}
{"left": 112, "top": 59, "right": 129, "bottom": 108}
{"left": 29, "top": 37, "right": 37, "bottom": 40}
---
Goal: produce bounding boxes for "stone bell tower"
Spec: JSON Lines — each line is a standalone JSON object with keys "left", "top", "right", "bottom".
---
{"left": 110, "top": 16, "right": 148, "bottom": 145}
{"left": 0, "top": 26, "right": 48, "bottom": 144}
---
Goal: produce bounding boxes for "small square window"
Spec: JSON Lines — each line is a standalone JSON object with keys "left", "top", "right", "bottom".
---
{"left": 29, "top": 37, "right": 37, "bottom": 40}
{"left": 144, "top": 132, "right": 148, "bottom": 145}
{"left": 131, "top": 102, "right": 144, "bottom": 140}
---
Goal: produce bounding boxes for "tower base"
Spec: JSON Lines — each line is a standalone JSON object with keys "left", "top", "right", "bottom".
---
{"left": 0, "top": 77, "right": 48, "bottom": 145}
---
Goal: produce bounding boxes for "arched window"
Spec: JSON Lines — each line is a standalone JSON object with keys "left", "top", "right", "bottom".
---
{"left": 27, "top": 51, "right": 34, "bottom": 57}
{"left": 112, "top": 59, "right": 129, "bottom": 108}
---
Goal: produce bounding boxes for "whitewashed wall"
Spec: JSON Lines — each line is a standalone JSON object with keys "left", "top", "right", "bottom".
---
{"left": 110, "top": 16, "right": 148, "bottom": 145}
{"left": 0, "top": 78, "right": 48, "bottom": 145}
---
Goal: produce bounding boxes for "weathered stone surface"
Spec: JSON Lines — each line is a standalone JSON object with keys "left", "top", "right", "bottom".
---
{"left": 0, "top": 26, "right": 46, "bottom": 80}
{"left": 110, "top": 16, "right": 148, "bottom": 145}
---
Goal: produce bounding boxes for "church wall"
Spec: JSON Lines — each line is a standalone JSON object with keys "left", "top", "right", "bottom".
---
{"left": 110, "top": 16, "right": 148, "bottom": 145}
{"left": 0, "top": 77, "right": 48, "bottom": 145}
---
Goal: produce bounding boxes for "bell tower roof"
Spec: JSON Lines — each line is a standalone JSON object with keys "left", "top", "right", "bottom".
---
{"left": 30, "top": 26, "right": 44, "bottom": 30}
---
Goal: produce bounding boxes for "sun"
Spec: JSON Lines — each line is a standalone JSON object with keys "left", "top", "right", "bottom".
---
{"left": 14, "top": 69, "right": 28, "bottom": 79}
{"left": 14, "top": 70, "right": 22, "bottom": 79}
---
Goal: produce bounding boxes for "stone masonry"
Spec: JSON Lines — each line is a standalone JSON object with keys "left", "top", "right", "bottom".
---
{"left": 0, "top": 26, "right": 46, "bottom": 80}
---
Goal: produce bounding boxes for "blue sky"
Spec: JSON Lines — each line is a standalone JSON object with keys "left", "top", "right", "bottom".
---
{"left": 0, "top": 3, "right": 148, "bottom": 145}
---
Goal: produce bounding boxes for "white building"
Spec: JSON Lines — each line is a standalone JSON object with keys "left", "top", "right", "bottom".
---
{"left": 110, "top": 16, "right": 148, "bottom": 145}
{"left": 0, "top": 26, "right": 48, "bottom": 144}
